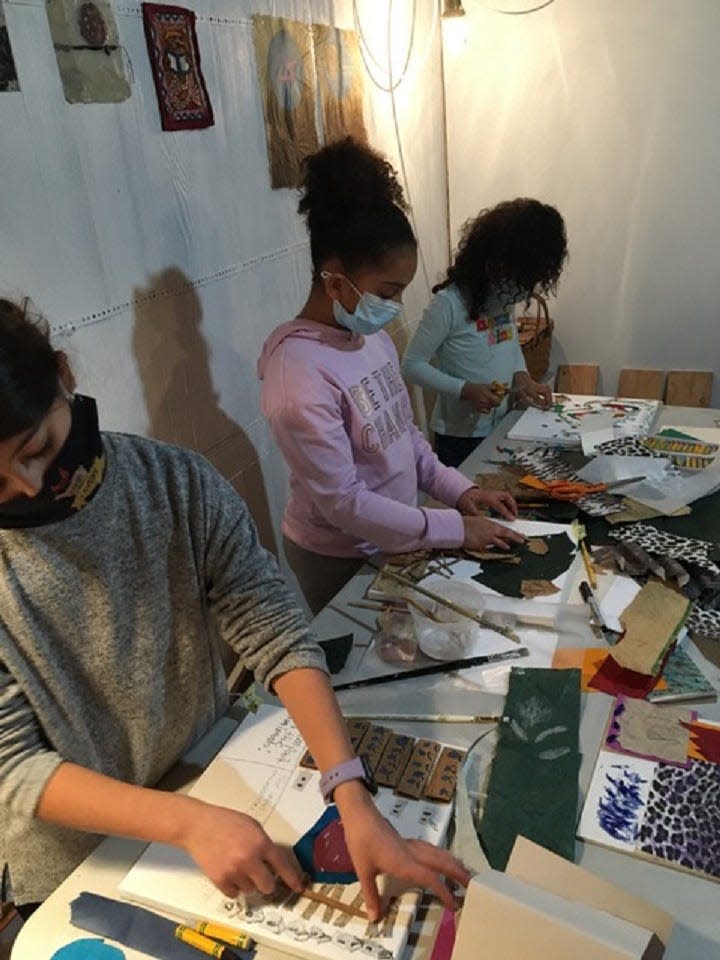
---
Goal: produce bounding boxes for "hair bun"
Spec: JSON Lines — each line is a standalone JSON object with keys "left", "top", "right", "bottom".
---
{"left": 299, "top": 137, "right": 407, "bottom": 222}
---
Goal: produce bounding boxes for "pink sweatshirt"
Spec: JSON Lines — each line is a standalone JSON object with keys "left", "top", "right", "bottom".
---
{"left": 258, "top": 318, "right": 474, "bottom": 557}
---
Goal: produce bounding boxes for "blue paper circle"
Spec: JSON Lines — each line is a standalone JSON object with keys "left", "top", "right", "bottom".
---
{"left": 51, "top": 938, "right": 125, "bottom": 959}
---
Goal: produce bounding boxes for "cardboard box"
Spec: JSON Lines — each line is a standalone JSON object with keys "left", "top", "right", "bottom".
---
{"left": 452, "top": 871, "right": 660, "bottom": 960}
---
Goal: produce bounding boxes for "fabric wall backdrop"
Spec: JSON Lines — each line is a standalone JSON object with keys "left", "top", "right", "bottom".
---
{"left": 0, "top": 0, "right": 448, "bottom": 596}
{"left": 443, "top": 0, "right": 720, "bottom": 405}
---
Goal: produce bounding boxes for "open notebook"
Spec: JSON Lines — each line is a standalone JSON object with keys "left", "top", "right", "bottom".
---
{"left": 120, "top": 706, "right": 455, "bottom": 960}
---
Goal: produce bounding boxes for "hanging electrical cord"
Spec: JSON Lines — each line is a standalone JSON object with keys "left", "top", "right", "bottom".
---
{"left": 474, "top": 0, "right": 556, "bottom": 14}
{"left": 386, "top": 0, "right": 431, "bottom": 295}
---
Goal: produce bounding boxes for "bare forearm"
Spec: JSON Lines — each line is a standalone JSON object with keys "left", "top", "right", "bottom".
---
{"left": 36, "top": 761, "right": 199, "bottom": 847}
{"left": 273, "top": 668, "right": 354, "bottom": 770}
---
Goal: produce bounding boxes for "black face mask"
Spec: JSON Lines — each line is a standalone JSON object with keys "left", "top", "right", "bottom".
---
{"left": 0, "top": 394, "right": 105, "bottom": 529}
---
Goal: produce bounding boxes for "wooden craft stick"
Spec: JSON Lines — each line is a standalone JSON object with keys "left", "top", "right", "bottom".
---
{"left": 580, "top": 539, "right": 597, "bottom": 589}
{"left": 372, "top": 564, "right": 522, "bottom": 643}
{"left": 300, "top": 888, "right": 367, "bottom": 919}
{"left": 347, "top": 599, "right": 389, "bottom": 611}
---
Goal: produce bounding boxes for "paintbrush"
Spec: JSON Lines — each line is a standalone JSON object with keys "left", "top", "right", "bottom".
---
{"left": 370, "top": 562, "right": 522, "bottom": 643}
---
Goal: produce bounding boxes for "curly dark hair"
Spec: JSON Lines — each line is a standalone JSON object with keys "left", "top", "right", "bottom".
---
{"left": 434, "top": 198, "right": 568, "bottom": 320}
{"left": 298, "top": 137, "right": 416, "bottom": 277}
{"left": 0, "top": 298, "right": 59, "bottom": 440}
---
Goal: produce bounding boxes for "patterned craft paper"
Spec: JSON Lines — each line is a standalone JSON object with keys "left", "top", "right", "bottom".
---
{"left": 46, "top": 0, "right": 130, "bottom": 103}
{"left": 605, "top": 696, "right": 694, "bottom": 766}
{"left": 313, "top": 25, "right": 367, "bottom": 144}
{"left": 142, "top": 3, "right": 214, "bottom": 130}
{"left": 0, "top": 7, "right": 19, "bottom": 92}
{"left": 610, "top": 580, "right": 691, "bottom": 676}
{"left": 253, "top": 15, "right": 319, "bottom": 188}
{"left": 580, "top": 745, "right": 720, "bottom": 882}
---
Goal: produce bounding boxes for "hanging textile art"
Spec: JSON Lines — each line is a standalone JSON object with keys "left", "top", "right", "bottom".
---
{"left": 142, "top": 3, "right": 214, "bottom": 130}
{"left": 253, "top": 15, "right": 319, "bottom": 188}
{"left": 313, "top": 24, "right": 367, "bottom": 144}
{"left": 46, "top": 0, "right": 130, "bottom": 102}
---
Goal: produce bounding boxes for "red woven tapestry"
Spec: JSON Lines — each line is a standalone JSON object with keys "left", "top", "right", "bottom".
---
{"left": 142, "top": 3, "right": 213, "bottom": 131}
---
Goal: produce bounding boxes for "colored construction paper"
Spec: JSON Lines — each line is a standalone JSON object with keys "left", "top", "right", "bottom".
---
{"left": 587, "top": 655, "right": 662, "bottom": 700}
{"left": 473, "top": 533, "right": 574, "bottom": 599}
{"left": 70, "top": 893, "right": 227, "bottom": 960}
{"left": 51, "top": 942, "right": 124, "bottom": 959}
{"left": 292, "top": 806, "right": 357, "bottom": 884}
{"left": 682, "top": 720, "right": 720, "bottom": 763}
{"left": 479, "top": 667, "right": 581, "bottom": 869}
{"left": 605, "top": 696, "right": 694, "bottom": 766}
{"left": 611, "top": 581, "right": 691, "bottom": 676}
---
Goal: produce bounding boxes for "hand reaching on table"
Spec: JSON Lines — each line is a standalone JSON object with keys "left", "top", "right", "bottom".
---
{"left": 456, "top": 486, "right": 518, "bottom": 520}
{"left": 180, "top": 799, "right": 306, "bottom": 898}
{"left": 461, "top": 514, "right": 525, "bottom": 551}
{"left": 334, "top": 782, "right": 471, "bottom": 921}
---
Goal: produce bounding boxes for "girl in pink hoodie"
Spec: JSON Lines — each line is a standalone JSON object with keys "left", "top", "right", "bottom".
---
{"left": 259, "top": 138, "right": 523, "bottom": 612}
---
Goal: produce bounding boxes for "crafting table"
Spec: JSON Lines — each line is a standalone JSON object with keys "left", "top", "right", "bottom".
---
{"left": 12, "top": 404, "right": 720, "bottom": 960}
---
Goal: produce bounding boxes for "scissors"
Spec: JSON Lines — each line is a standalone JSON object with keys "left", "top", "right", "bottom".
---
{"left": 519, "top": 474, "right": 647, "bottom": 502}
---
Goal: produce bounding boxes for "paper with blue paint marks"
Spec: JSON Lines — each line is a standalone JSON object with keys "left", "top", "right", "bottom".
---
{"left": 578, "top": 751, "right": 656, "bottom": 851}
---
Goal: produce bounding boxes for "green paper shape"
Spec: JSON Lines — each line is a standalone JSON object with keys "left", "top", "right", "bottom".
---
{"left": 472, "top": 532, "right": 575, "bottom": 598}
{"left": 478, "top": 667, "right": 582, "bottom": 869}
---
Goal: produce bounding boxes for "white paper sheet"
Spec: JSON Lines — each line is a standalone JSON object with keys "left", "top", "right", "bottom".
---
{"left": 578, "top": 412, "right": 614, "bottom": 454}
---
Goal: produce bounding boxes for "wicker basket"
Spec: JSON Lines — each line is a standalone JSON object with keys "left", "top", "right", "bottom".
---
{"left": 517, "top": 294, "right": 554, "bottom": 382}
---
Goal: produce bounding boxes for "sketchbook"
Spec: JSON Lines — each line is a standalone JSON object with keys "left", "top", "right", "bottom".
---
{"left": 120, "top": 706, "right": 454, "bottom": 960}
{"left": 507, "top": 395, "right": 661, "bottom": 448}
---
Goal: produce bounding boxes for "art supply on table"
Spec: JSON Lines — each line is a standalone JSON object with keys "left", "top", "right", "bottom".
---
{"left": 579, "top": 581, "right": 616, "bottom": 642}
{"left": 507, "top": 395, "right": 661, "bottom": 447}
{"left": 120, "top": 705, "right": 457, "bottom": 960}
{"left": 579, "top": 539, "right": 597, "bottom": 588}
{"left": 175, "top": 924, "right": 243, "bottom": 959}
{"left": 578, "top": 706, "right": 720, "bottom": 883}
{"left": 519, "top": 474, "right": 647, "bottom": 502}
{"left": 646, "top": 643, "right": 717, "bottom": 704}
{"left": 371, "top": 562, "right": 522, "bottom": 643}
{"left": 70, "top": 892, "right": 230, "bottom": 960}
{"left": 296, "top": 887, "right": 366, "bottom": 919}
{"left": 344, "top": 712, "right": 501, "bottom": 724}
{"left": 50, "top": 941, "right": 125, "bottom": 959}
{"left": 609, "top": 581, "right": 691, "bottom": 676}
{"left": 193, "top": 922, "right": 255, "bottom": 951}
{"left": 478, "top": 667, "right": 582, "bottom": 870}
{"left": 332, "top": 647, "right": 528, "bottom": 691}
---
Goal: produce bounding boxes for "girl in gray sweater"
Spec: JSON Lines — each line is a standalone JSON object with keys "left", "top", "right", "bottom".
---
{"left": 0, "top": 299, "right": 468, "bottom": 918}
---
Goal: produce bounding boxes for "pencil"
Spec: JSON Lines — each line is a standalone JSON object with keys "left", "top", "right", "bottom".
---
{"left": 333, "top": 647, "right": 528, "bottom": 691}
{"left": 580, "top": 539, "right": 597, "bottom": 589}
{"left": 344, "top": 712, "right": 501, "bottom": 723}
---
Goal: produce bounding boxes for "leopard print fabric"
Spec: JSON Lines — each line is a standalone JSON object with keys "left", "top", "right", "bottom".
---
{"left": 609, "top": 524, "right": 720, "bottom": 575}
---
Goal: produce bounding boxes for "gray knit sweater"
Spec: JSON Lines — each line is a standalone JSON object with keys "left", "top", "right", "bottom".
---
{"left": 0, "top": 433, "right": 326, "bottom": 904}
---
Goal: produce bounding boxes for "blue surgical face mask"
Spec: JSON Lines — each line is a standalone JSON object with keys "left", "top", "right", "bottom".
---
{"left": 321, "top": 271, "right": 403, "bottom": 336}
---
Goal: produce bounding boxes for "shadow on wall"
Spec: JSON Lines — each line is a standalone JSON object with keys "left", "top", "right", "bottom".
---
{"left": 131, "top": 267, "right": 278, "bottom": 559}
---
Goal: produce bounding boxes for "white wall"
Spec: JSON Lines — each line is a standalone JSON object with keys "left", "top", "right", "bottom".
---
{"left": 0, "top": 0, "right": 447, "bottom": 583}
{"left": 443, "top": 0, "right": 720, "bottom": 403}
